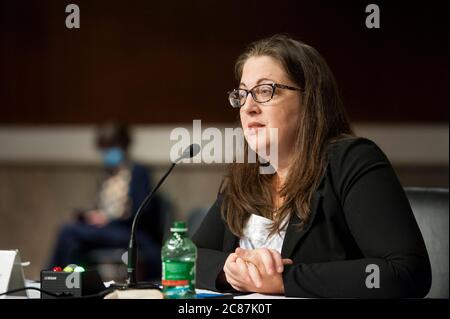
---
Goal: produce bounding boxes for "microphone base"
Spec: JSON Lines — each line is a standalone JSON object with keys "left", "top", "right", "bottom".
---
{"left": 109, "top": 281, "right": 161, "bottom": 290}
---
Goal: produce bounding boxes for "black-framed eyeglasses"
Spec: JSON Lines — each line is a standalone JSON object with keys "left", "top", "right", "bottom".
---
{"left": 228, "top": 83, "right": 301, "bottom": 108}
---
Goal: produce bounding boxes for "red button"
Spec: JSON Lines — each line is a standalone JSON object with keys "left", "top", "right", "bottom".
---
{"left": 52, "top": 266, "right": 62, "bottom": 272}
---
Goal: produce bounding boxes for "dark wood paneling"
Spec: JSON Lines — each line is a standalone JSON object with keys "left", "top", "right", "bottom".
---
{"left": 0, "top": 0, "right": 448, "bottom": 124}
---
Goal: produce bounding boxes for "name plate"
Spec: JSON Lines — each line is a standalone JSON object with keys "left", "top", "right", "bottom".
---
{"left": 0, "top": 250, "right": 28, "bottom": 298}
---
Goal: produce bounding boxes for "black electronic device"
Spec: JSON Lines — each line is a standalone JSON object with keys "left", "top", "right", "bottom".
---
{"left": 40, "top": 269, "right": 106, "bottom": 299}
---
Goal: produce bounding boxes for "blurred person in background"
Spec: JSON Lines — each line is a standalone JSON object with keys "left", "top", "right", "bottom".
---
{"left": 48, "top": 122, "right": 163, "bottom": 280}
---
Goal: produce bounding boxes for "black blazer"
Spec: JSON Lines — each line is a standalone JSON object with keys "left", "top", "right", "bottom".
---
{"left": 192, "top": 137, "right": 432, "bottom": 298}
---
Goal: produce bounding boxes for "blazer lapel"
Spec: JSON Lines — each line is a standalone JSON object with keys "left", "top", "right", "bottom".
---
{"left": 222, "top": 164, "right": 328, "bottom": 257}
{"left": 281, "top": 169, "right": 327, "bottom": 259}
{"left": 223, "top": 227, "right": 238, "bottom": 252}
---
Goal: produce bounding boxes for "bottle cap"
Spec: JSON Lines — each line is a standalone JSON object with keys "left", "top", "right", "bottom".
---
{"left": 170, "top": 221, "right": 188, "bottom": 232}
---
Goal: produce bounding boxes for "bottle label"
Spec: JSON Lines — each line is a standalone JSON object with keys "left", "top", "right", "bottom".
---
{"left": 162, "top": 260, "right": 195, "bottom": 287}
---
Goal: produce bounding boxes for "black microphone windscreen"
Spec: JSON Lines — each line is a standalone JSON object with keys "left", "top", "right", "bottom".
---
{"left": 188, "top": 143, "right": 201, "bottom": 158}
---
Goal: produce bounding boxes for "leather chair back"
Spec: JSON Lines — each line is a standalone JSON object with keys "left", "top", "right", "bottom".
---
{"left": 405, "top": 187, "right": 449, "bottom": 298}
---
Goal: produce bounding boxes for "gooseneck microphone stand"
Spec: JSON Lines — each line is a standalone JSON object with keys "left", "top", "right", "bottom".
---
{"left": 122, "top": 144, "right": 200, "bottom": 289}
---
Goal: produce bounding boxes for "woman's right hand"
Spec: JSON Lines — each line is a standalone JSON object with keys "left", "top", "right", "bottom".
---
{"left": 234, "top": 247, "right": 293, "bottom": 287}
{"left": 223, "top": 252, "right": 253, "bottom": 291}
{"left": 223, "top": 248, "right": 293, "bottom": 293}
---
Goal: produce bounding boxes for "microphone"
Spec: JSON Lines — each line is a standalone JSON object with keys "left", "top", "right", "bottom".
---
{"left": 126, "top": 143, "right": 200, "bottom": 287}
{"left": 177, "top": 143, "right": 201, "bottom": 163}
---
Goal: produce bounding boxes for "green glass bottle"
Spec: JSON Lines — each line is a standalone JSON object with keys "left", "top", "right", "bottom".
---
{"left": 161, "top": 221, "right": 197, "bottom": 299}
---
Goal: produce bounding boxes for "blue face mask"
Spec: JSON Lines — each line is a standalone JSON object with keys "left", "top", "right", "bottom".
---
{"left": 102, "top": 147, "right": 125, "bottom": 168}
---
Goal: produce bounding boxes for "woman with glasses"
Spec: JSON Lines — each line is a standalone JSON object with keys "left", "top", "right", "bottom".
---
{"left": 192, "top": 34, "right": 431, "bottom": 298}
